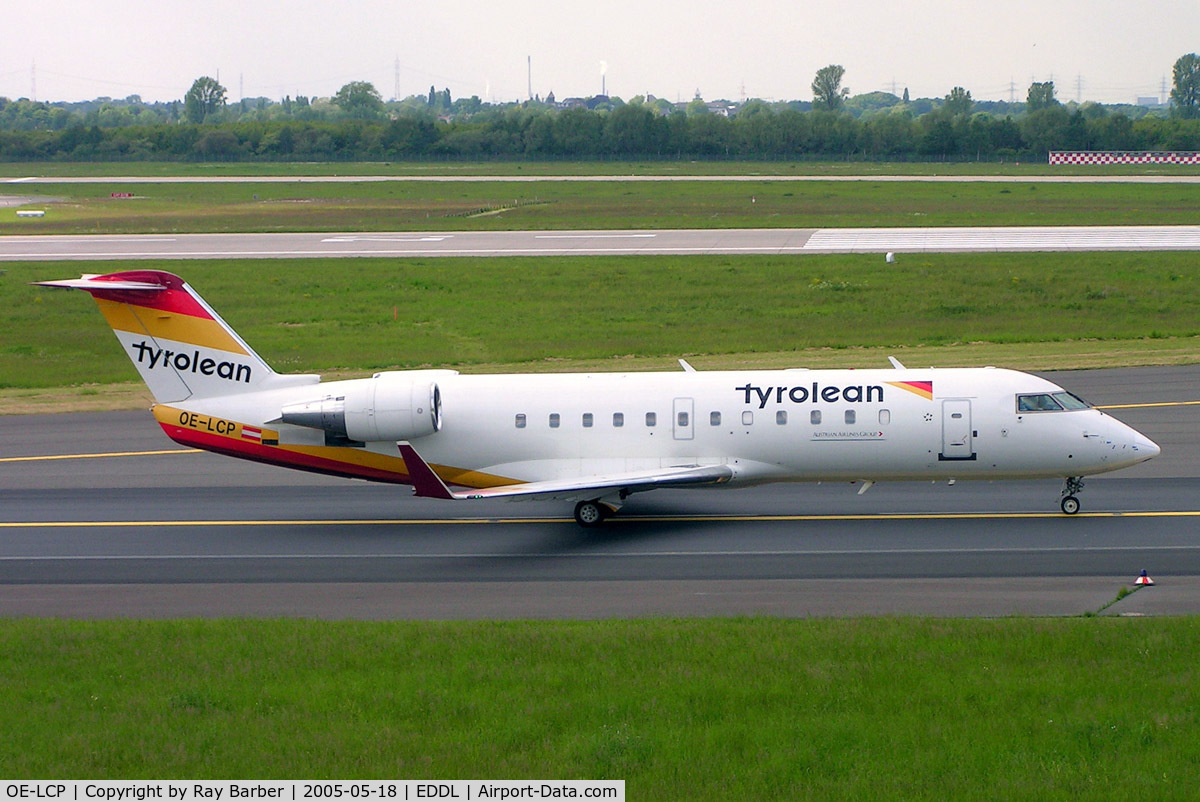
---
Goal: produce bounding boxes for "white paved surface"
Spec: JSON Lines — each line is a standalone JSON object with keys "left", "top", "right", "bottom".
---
{"left": 3, "top": 226, "right": 1200, "bottom": 261}
{"left": 803, "top": 225, "right": 1200, "bottom": 252}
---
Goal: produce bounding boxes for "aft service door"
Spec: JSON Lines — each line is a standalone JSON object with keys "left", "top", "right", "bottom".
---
{"left": 673, "top": 398, "right": 694, "bottom": 441}
{"left": 939, "top": 399, "right": 976, "bottom": 461}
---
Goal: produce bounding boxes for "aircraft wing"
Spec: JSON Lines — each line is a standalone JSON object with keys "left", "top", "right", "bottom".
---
{"left": 399, "top": 443, "right": 733, "bottom": 502}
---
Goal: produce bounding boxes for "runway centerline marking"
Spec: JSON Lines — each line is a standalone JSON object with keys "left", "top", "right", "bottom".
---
{"left": 320, "top": 236, "right": 450, "bottom": 243}
{"left": 0, "top": 449, "right": 200, "bottom": 463}
{"left": 533, "top": 234, "right": 657, "bottom": 239}
{"left": 4, "top": 510, "right": 1200, "bottom": 528}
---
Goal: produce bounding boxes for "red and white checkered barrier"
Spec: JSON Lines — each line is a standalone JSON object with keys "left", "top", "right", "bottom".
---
{"left": 1050, "top": 151, "right": 1200, "bottom": 165}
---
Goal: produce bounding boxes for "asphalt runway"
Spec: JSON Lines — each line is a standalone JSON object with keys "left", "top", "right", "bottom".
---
{"left": 2, "top": 366, "right": 1198, "bottom": 618}
{"left": 4, "top": 226, "right": 1200, "bottom": 261}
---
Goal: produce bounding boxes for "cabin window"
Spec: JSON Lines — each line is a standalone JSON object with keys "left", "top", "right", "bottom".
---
{"left": 613, "top": 412, "right": 624, "bottom": 427}
{"left": 677, "top": 411, "right": 689, "bottom": 427}
{"left": 582, "top": 413, "right": 593, "bottom": 428}
{"left": 845, "top": 410, "right": 856, "bottom": 424}
{"left": 776, "top": 410, "right": 788, "bottom": 425}
{"left": 549, "top": 413, "right": 560, "bottom": 428}
{"left": 879, "top": 409, "right": 891, "bottom": 425}
{"left": 742, "top": 411, "right": 754, "bottom": 426}
{"left": 810, "top": 410, "right": 822, "bottom": 425}
{"left": 646, "top": 412, "right": 657, "bottom": 427}
{"left": 710, "top": 411, "right": 721, "bottom": 426}
{"left": 515, "top": 413, "right": 527, "bottom": 429}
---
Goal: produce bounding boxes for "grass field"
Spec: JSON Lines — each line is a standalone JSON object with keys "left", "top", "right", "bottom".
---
{"left": 5, "top": 252, "right": 1200, "bottom": 403}
{"left": 4, "top": 163, "right": 1200, "bottom": 794}
{"left": 4, "top": 159, "right": 1200, "bottom": 177}
{"left": 3, "top": 177, "right": 1199, "bottom": 234}
{"left": 1, "top": 617, "right": 1197, "bottom": 797}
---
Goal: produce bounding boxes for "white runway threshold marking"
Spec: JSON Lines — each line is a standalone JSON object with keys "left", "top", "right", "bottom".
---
{"left": 804, "top": 225, "right": 1200, "bottom": 252}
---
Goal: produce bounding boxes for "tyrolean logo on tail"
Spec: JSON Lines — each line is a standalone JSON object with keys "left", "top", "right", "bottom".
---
{"left": 130, "top": 340, "right": 252, "bottom": 383}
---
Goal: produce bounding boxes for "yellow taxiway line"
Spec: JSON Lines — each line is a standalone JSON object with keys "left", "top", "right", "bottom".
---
{"left": 1096, "top": 400, "right": 1200, "bottom": 409}
{"left": 0, "top": 449, "right": 200, "bottom": 463}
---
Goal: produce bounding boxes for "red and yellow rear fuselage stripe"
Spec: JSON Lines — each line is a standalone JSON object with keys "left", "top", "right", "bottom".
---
{"left": 152, "top": 404, "right": 515, "bottom": 489}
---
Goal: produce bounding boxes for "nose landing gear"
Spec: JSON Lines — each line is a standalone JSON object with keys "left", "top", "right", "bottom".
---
{"left": 1060, "top": 476, "right": 1085, "bottom": 515}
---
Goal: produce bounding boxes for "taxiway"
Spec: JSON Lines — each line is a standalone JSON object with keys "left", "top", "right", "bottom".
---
{"left": 2, "top": 367, "right": 1196, "bottom": 618}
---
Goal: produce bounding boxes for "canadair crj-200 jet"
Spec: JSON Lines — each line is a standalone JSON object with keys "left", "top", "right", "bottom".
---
{"left": 37, "top": 270, "right": 1159, "bottom": 526}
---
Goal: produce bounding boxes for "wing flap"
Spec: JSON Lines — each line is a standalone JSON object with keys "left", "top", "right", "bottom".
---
{"left": 398, "top": 443, "right": 732, "bottom": 502}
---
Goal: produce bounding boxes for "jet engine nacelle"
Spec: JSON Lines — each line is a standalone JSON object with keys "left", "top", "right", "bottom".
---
{"left": 280, "top": 370, "right": 453, "bottom": 442}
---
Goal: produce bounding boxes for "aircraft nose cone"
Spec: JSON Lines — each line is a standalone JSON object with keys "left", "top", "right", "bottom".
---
{"left": 1133, "top": 433, "right": 1161, "bottom": 461}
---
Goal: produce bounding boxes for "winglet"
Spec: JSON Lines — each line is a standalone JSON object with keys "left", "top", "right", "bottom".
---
{"left": 398, "top": 442, "right": 457, "bottom": 499}
{"left": 679, "top": 358, "right": 697, "bottom": 372}
{"left": 888, "top": 356, "right": 906, "bottom": 370}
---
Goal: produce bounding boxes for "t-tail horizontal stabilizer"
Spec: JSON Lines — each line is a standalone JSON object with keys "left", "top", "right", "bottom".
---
{"left": 36, "top": 275, "right": 169, "bottom": 293}
{"left": 398, "top": 443, "right": 734, "bottom": 503}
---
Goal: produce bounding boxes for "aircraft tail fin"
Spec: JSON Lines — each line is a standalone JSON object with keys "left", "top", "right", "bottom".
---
{"left": 35, "top": 270, "right": 317, "bottom": 403}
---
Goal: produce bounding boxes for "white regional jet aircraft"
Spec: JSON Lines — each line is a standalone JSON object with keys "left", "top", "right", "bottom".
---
{"left": 38, "top": 270, "right": 1159, "bottom": 526}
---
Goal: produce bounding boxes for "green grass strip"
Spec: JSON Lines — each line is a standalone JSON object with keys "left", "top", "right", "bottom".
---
{"left": 5, "top": 252, "right": 1200, "bottom": 392}
{"left": 2, "top": 160, "right": 1200, "bottom": 177}
{"left": 3, "top": 178, "right": 1199, "bottom": 234}
{"left": 1, "top": 617, "right": 1198, "bottom": 798}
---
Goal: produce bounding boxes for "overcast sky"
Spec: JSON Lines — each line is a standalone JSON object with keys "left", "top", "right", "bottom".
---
{"left": 3, "top": 0, "right": 1197, "bottom": 106}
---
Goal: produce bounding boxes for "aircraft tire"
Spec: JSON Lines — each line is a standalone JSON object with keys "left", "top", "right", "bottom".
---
{"left": 574, "top": 500, "right": 605, "bottom": 527}
{"left": 1061, "top": 495, "right": 1080, "bottom": 515}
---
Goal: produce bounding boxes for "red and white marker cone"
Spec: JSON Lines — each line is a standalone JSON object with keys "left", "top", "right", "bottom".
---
{"left": 1134, "top": 570, "right": 1155, "bottom": 587}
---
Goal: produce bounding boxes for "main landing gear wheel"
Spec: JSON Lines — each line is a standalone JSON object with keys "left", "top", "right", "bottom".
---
{"left": 1061, "top": 496, "right": 1080, "bottom": 515}
{"left": 574, "top": 500, "right": 606, "bottom": 527}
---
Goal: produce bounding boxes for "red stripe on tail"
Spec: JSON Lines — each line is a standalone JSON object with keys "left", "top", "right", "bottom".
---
{"left": 80, "top": 271, "right": 214, "bottom": 319}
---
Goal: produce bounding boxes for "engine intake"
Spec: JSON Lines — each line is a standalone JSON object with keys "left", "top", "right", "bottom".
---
{"left": 280, "top": 372, "right": 444, "bottom": 442}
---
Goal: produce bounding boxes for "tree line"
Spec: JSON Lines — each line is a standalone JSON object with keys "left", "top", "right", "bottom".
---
{"left": 1, "top": 54, "right": 1198, "bottom": 163}
{"left": 3, "top": 102, "right": 1199, "bottom": 163}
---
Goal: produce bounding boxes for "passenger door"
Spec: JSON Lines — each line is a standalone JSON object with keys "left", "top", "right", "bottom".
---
{"left": 940, "top": 399, "right": 976, "bottom": 460}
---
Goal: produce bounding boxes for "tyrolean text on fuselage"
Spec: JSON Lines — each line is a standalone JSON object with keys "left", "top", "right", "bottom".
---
{"left": 736, "top": 382, "right": 884, "bottom": 409}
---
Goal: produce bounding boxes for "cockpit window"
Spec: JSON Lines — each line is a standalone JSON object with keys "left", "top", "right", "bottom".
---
{"left": 1017, "top": 394, "right": 1062, "bottom": 412}
{"left": 1017, "top": 392, "right": 1092, "bottom": 412}
{"left": 1052, "top": 391, "right": 1091, "bottom": 410}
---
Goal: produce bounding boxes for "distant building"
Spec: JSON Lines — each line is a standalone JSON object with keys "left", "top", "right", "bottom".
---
{"left": 706, "top": 100, "right": 738, "bottom": 116}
